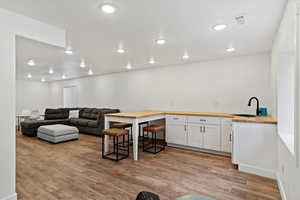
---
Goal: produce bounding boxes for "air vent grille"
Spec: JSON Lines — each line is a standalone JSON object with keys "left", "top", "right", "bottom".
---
{"left": 235, "top": 15, "right": 245, "bottom": 25}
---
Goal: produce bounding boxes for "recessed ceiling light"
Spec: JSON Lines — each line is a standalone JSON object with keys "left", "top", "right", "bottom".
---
{"left": 27, "top": 59, "right": 36, "bottom": 66}
{"left": 62, "top": 74, "right": 66, "bottom": 79}
{"left": 101, "top": 4, "right": 116, "bottom": 14}
{"left": 65, "top": 47, "right": 73, "bottom": 55}
{"left": 156, "top": 39, "right": 166, "bottom": 45}
{"left": 126, "top": 63, "right": 132, "bottom": 70}
{"left": 149, "top": 57, "right": 156, "bottom": 65}
{"left": 182, "top": 52, "right": 190, "bottom": 60}
{"left": 117, "top": 48, "right": 125, "bottom": 54}
{"left": 41, "top": 77, "right": 45, "bottom": 82}
{"left": 213, "top": 24, "right": 227, "bottom": 31}
{"left": 88, "top": 69, "right": 93, "bottom": 75}
{"left": 27, "top": 73, "right": 32, "bottom": 79}
{"left": 80, "top": 59, "right": 86, "bottom": 68}
{"left": 49, "top": 67, "right": 54, "bottom": 74}
{"left": 226, "top": 47, "right": 235, "bottom": 52}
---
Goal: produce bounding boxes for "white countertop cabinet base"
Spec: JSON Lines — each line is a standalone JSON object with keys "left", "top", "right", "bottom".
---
{"left": 166, "top": 115, "right": 232, "bottom": 155}
{"left": 232, "top": 122, "right": 277, "bottom": 179}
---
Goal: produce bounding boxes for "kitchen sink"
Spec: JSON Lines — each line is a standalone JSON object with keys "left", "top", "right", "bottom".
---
{"left": 233, "top": 114, "right": 257, "bottom": 117}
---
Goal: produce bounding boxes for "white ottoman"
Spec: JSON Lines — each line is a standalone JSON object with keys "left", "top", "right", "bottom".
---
{"left": 37, "top": 124, "right": 79, "bottom": 143}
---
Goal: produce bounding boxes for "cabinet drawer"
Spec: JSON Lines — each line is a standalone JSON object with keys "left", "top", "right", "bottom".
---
{"left": 187, "top": 116, "right": 220, "bottom": 124}
{"left": 166, "top": 115, "right": 186, "bottom": 124}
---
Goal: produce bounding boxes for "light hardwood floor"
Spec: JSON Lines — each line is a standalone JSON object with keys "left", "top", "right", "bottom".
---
{"left": 16, "top": 133, "right": 281, "bottom": 200}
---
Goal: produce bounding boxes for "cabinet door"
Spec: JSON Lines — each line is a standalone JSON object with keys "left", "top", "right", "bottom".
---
{"left": 203, "top": 124, "right": 221, "bottom": 151}
{"left": 166, "top": 124, "right": 187, "bottom": 145}
{"left": 187, "top": 124, "right": 203, "bottom": 148}
{"left": 221, "top": 120, "right": 232, "bottom": 153}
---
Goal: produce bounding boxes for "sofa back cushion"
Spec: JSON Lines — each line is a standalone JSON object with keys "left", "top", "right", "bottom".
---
{"left": 79, "top": 108, "right": 99, "bottom": 120}
{"left": 44, "top": 109, "right": 67, "bottom": 120}
{"left": 44, "top": 107, "right": 120, "bottom": 121}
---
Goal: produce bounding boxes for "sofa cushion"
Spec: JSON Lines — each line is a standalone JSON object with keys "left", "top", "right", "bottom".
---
{"left": 79, "top": 108, "right": 99, "bottom": 120}
{"left": 78, "top": 119, "right": 89, "bottom": 126}
{"left": 70, "top": 118, "right": 80, "bottom": 126}
{"left": 70, "top": 118, "right": 89, "bottom": 127}
{"left": 45, "top": 109, "right": 67, "bottom": 120}
{"left": 79, "top": 108, "right": 91, "bottom": 119}
{"left": 89, "top": 109, "right": 99, "bottom": 120}
{"left": 21, "top": 119, "right": 70, "bottom": 129}
{"left": 87, "top": 120, "right": 98, "bottom": 128}
{"left": 37, "top": 119, "right": 70, "bottom": 125}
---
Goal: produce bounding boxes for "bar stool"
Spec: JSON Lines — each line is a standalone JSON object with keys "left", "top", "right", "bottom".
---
{"left": 102, "top": 128, "right": 129, "bottom": 162}
{"left": 138, "top": 122, "right": 150, "bottom": 146}
{"left": 112, "top": 122, "right": 149, "bottom": 147}
{"left": 112, "top": 122, "right": 133, "bottom": 147}
{"left": 142, "top": 124, "right": 166, "bottom": 154}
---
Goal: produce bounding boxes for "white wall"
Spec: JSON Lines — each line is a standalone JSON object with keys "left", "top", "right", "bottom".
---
{"left": 278, "top": 139, "right": 300, "bottom": 200}
{"left": 49, "top": 53, "right": 273, "bottom": 115}
{"left": 16, "top": 80, "right": 54, "bottom": 114}
{"left": 271, "top": 1, "right": 300, "bottom": 200}
{"left": 0, "top": 8, "right": 65, "bottom": 200}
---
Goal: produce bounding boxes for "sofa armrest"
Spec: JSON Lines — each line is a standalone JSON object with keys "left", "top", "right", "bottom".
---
{"left": 97, "top": 109, "right": 120, "bottom": 130}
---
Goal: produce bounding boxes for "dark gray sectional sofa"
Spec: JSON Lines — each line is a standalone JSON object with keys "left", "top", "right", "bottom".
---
{"left": 20, "top": 108, "right": 120, "bottom": 137}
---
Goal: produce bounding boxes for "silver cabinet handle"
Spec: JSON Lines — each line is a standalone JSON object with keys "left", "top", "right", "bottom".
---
{"left": 230, "top": 131, "right": 233, "bottom": 142}
{"left": 203, "top": 126, "right": 206, "bottom": 133}
{"left": 184, "top": 125, "right": 187, "bottom": 131}
{"left": 200, "top": 126, "right": 202, "bottom": 132}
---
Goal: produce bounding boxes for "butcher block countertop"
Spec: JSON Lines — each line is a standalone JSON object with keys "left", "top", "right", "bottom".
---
{"left": 232, "top": 116, "right": 277, "bottom": 124}
{"left": 105, "top": 110, "right": 277, "bottom": 124}
{"left": 165, "top": 111, "right": 233, "bottom": 118}
{"left": 105, "top": 111, "right": 165, "bottom": 118}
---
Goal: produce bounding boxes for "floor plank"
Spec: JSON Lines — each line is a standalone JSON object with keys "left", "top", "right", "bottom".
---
{"left": 16, "top": 133, "right": 281, "bottom": 200}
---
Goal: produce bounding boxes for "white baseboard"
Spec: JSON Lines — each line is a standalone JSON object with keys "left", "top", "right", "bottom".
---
{"left": 0, "top": 193, "right": 17, "bottom": 200}
{"left": 167, "top": 143, "right": 231, "bottom": 157}
{"left": 238, "top": 164, "right": 276, "bottom": 179}
{"left": 276, "top": 173, "right": 287, "bottom": 200}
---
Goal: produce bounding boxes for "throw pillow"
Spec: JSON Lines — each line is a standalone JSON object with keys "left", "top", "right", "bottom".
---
{"left": 69, "top": 110, "right": 79, "bottom": 119}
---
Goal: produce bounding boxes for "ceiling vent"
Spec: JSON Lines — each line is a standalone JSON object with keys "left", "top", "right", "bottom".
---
{"left": 235, "top": 15, "right": 245, "bottom": 25}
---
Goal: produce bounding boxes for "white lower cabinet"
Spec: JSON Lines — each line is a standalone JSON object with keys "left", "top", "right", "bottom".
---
{"left": 202, "top": 124, "right": 221, "bottom": 151}
{"left": 166, "top": 124, "right": 187, "bottom": 145}
{"left": 166, "top": 115, "right": 231, "bottom": 154}
{"left": 187, "top": 124, "right": 203, "bottom": 148}
{"left": 221, "top": 119, "right": 232, "bottom": 153}
{"left": 232, "top": 122, "right": 277, "bottom": 178}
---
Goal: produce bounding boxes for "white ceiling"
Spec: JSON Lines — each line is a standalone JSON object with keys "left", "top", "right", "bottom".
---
{"left": 0, "top": 0, "right": 287, "bottom": 82}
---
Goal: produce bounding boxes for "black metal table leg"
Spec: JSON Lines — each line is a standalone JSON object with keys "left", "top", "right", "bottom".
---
{"left": 116, "top": 136, "right": 119, "bottom": 161}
